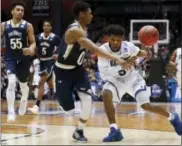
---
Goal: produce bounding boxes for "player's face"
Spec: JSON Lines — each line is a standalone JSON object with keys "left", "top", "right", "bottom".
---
{"left": 81, "top": 8, "right": 93, "bottom": 25}
{"left": 12, "top": 5, "right": 24, "bottom": 20}
{"left": 43, "top": 22, "right": 52, "bottom": 33}
{"left": 108, "top": 35, "right": 123, "bottom": 52}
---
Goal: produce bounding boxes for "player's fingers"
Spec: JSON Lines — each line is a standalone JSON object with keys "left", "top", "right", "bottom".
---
{"left": 130, "top": 56, "right": 137, "bottom": 61}
{"left": 23, "top": 49, "right": 30, "bottom": 56}
{"left": 123, "top": 64, "right": 131, "bottom": 71}
{"left": 23, "top": 52, "right": 30, "bottom": 56}
{"left": 23, "top": 48, "right": 29, "bottom": 53}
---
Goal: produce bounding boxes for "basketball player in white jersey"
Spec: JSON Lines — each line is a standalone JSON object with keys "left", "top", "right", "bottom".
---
{"left": 98, "top": 25, "right": 182, "bottom": 142}
{"left": 169, "top": 48, "right": 181, "bottom": 95}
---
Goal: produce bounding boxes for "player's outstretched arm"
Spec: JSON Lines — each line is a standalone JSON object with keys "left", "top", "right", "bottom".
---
{"left": 136, "top": 50, "right": 147, "bottom": 58}
{"left": 66, "top": 28, "right": 126, "bottom": 66}
{"left": 127, "top": 48, "right": 147, "bottom": 64}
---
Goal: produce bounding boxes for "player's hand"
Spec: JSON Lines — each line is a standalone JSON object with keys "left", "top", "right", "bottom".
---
{"left": 116, "top": 58, "right": 132, "bottom": 70}
{"left": 23, "top": 48, "right": 35, "bottom": 56}
{"left": 122, "top": 62, "right": 133, "bottom": 70}
{"left": 127, "top": 56, "right": 138, "bottom": 65}
{"left": 52, "top": 54, "right": 58, "bottom": 61}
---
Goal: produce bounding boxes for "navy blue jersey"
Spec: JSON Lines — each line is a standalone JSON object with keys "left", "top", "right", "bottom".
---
{"left": 36, "top": 33, "right": 60, "bottom": 59}
{"left": 57, "top": 21, "right": 87, "bottom": 66}
{"left": 3, "top": 20, "right": 29, "bottom": 60}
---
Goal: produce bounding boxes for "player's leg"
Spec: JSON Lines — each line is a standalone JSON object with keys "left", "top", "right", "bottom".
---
{"left": 102, "top": 81, "right": 124, "bottom": 142}
{"left": 131, "top": 73, "right": 182, "bottom": 135}
{"left": 36, "top": 61, "right": 52, "bottom": 105}
{"left": 74, "top": 68, "right": 92, "bottom": 142}
{"left": 54, "top": 66, "right": 76, "bottom": 113}
{"left": 5, "top": 60, "right": 17, "bottom": 121}
{"left": 28, "top": 61, "right": 53, "bottom": 114}
{"left": 16, "top": 59, "right": 31, "bottom": 115}
{"left": 28, "top": 74, "right": 48, "bottom": 114}
{"left": 135, "top": 87, "right": 182, "bottom": 135}
{"left": 46, "top": 75, "right": 54, "bottom": 98}
{"left": 37, "top": 75, "right": 47, "bottom": 106}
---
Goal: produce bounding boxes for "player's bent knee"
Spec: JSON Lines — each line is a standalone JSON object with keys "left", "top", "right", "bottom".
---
{"left": 57, "top": 95, "right": 75, "bottom": 111}
{"left": 59, "top": 103, "right": 75, "bottom": 112}
{"left": 135, "top": 90, "right": 150, "bottom": 106}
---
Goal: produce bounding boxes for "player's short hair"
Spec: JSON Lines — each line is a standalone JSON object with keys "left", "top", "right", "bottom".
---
{"left": 43, "top": 20, "right": 52, "bottom": 26}
{"left": 107, "top": 24, "right": 125, "bottom": 37}
{"left": 71, "top": 1, "right": 91, "bottom": 18}
{"left": 11, "top": 0, "right": 26, "bottom": 10}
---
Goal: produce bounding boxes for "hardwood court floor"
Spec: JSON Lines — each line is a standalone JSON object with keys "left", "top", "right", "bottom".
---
{"left": 1, "top": 100, "right": 182, "bottom": 145}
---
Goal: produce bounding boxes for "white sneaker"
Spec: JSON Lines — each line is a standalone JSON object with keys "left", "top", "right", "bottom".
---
{"left": 18, "top": 100, "right": 28, "bottom": 116}
{"left": 28, "top": 105, "right": 39, "bottom": 114}
{"left": 7, "top": 112, "right": 16, "bottom": 122}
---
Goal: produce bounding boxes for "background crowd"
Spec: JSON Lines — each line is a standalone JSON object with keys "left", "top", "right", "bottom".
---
{"left": 1, "top": 0, "right": 181, "bottom": 102}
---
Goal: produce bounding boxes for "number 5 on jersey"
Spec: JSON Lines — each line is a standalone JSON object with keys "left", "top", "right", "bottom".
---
{"left": 10, "top": 38, "right": 23, "bottom": 50}
{"left": 42, "top": 47, "right": 47, "bottom": 55}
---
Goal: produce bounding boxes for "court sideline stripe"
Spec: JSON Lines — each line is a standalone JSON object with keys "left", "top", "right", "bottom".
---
{"left": 1, "top": 124, "right": 45, "bottom": 142}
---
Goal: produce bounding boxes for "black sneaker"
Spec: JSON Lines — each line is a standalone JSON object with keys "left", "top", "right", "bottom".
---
{"left": 72, "top": 129, "right": 88, "bottom": 142}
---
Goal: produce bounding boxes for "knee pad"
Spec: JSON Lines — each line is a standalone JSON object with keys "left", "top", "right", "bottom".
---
{"left": 7, "top": 74, "right": 16, "bottom": 91}
{"left": 19, "top": 82, "right": 29, "bottom": 100}
{"left": 77, "top": 92, "right": 92, "bottom": 120}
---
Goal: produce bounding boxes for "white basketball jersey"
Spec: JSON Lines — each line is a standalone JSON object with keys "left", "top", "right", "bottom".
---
{"left": 175, "top": 48, "right": 181, "bottom": 72}
{"left": 98, "top": 41, "right": 140, "bottom": 79}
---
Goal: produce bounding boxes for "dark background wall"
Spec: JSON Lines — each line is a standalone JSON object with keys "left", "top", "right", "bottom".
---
{"left": 1, "top": 0, "right": 182, "bottom": 49}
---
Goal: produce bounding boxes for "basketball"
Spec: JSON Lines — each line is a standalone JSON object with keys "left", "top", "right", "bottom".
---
{"left": 138, "top": 25, "right": 159, "bottom": 46}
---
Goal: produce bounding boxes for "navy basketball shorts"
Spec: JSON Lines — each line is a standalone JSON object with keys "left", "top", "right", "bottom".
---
{"left": 5, "top": 58, "right": 31, "bottom": 83}
{"left": 39, "top": 60, "right": 54, "bottom": 80}
{"left": 54, "top": 65, "right": 91, "bottom": 111}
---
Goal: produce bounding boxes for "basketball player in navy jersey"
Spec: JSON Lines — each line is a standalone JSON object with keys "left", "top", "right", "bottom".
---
{"left": 28, "top": 20, "right": 60, "bottom": 114}
{"left": 54, "top": 1, "right": 129, "bottom": 142}
{"left": 1, "top": 1, "right": 36, "bottom": 121}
